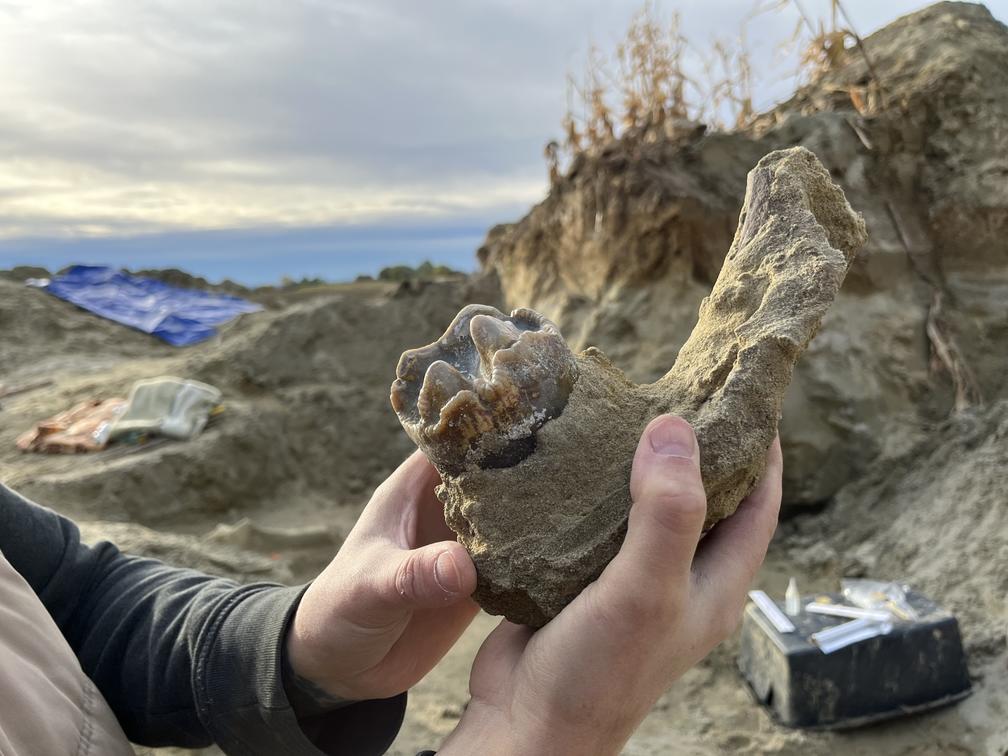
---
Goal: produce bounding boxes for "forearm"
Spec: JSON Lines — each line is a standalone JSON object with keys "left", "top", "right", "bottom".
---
{"left": 0, "top": 484, "right": 405, "bottom": 754}
{"left": 0, "top": 483, "right": 303, "bottom": 746}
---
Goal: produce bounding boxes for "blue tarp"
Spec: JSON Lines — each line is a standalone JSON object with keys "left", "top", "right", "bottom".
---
{"left": 41, "top": 265, "right": 262, "bottom": 346}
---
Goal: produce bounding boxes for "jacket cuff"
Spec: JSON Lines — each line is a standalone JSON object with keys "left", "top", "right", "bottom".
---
{"left": 194, "top": 583, "right": 406, "bottom": 756}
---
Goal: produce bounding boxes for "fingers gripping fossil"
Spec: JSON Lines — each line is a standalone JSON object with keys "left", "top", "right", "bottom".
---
{"left": 391, "top": 147, "right": 868, "bottom": 627}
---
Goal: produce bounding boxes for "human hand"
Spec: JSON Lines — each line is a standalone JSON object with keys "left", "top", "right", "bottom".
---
{"left": 284, "top": 451, "right": 478, "bottom": 706}
{"left": 440, "top": 415, "right": 783, "bottom": 756}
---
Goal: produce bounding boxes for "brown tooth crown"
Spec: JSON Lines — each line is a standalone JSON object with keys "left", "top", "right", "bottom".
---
{"left": 390, "top": 304, "right": 578, "bottom": 474}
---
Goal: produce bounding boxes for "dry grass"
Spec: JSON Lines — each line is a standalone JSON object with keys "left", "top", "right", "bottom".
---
{"left": 777, "top": 0, "right": 887, "bottom": 111}
{"left": 561, "top": 4, "right": 709, "bottom": 157}
{"left": 772, "top": 0, "right": 857, "bottom": 78}
{"left": 615, "top": 6, "right": 691, "bottom": 128}
{"left": 703, "top": 33, "right": 756, "bottom": 131}
{"left": 552, "top": 0, "right": 885, "bottom": 172}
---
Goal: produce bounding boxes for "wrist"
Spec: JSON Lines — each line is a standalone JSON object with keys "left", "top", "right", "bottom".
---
{"left": 281, "top": 633, "right": 356, "bottom": 717}
{"left": 282, "top": 604, "right": 368, "bottom": 715}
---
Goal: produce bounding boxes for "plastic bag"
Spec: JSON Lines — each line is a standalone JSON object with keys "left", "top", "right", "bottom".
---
{"left": 841, "top": 579, "right": 919, "bottom": 621}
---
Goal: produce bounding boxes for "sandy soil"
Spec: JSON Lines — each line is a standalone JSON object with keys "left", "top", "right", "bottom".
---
{"left": 2, "top": 273, "right": 1005, "bottom": 756}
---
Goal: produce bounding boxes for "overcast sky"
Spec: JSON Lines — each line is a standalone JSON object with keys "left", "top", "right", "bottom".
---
{"left": 0, "top": 0, "right": 1003, "bottom": 282}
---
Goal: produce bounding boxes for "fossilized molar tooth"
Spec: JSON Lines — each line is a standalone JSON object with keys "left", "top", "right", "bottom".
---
{"left": 391, "top": 147, "right": 868, "bottom": 627}
{"left": 391, "top": 305, "right": 578, "bottom": 475}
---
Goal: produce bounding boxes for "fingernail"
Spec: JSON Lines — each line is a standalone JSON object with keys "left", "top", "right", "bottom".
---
{"left": 434, "top": 550, "right": 461, "bottom": 594}
{"left": 648, "top": 416, "right": 696, "bottom": 459}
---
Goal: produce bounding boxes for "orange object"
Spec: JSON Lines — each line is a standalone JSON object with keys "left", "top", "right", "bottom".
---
{"left": 16, "top": 399, "right": 127, "bottom": 453}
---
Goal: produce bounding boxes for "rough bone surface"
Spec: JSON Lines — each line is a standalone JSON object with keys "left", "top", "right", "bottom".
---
{"left": 391, "top": 147, "right": 867, "bottom": 626}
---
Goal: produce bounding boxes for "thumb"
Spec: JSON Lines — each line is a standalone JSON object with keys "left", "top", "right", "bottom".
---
{"left": 382, "top": 540, "right": 477, "bottom": 611}
{"left": 606, "top": 415, "right": 708, "bottom": 591}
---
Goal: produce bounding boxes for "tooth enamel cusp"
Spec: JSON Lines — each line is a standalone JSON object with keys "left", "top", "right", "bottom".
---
{"left": 391, "top": 304, "right": 578, "bottom": 476}
{"left": 390, "top": 147, "right": 868, "bottom": 626}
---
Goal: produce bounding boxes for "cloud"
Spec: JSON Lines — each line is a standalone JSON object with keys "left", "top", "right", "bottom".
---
{"left": 0, "top": 0, "right": 972, "bottom": 243}
{"left": 0, "top": 0, "right": 574, "bottom": 238}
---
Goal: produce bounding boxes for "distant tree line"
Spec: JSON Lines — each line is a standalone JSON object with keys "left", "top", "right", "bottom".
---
{"left": 358, "top": 260, "right": 464, "bottom": 283}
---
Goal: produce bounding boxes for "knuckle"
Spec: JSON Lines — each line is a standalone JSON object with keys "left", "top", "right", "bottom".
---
{"left": 393, "top": 552, "right": 422, "bottom": 599}
{"left": 640, "top": 480, "right": 707, "bottom": 534}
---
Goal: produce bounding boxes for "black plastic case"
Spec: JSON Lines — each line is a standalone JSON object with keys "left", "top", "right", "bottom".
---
{"left": 737, "top": 590, "right": 972, "bottom": 729}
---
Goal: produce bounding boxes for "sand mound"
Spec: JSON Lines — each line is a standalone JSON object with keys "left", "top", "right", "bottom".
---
{"left": 77, "top": 520, "right": 295, "bottom": 584}
{"left": 0, "top": 277, "right": 497, "bottom": 527}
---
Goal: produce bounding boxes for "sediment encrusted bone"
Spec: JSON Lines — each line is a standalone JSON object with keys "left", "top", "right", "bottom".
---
{"left": 391, "top": 147, "right": 867, "bottom": 626}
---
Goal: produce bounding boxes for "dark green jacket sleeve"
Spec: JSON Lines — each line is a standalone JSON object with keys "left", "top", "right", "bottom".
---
{"left": 0, "top": 483, "right": 406, "bottom": 755}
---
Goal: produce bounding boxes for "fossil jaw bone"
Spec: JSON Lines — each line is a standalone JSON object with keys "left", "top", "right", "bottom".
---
{"left": 390, "top": 147, "right": 868, "bottom": 627}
